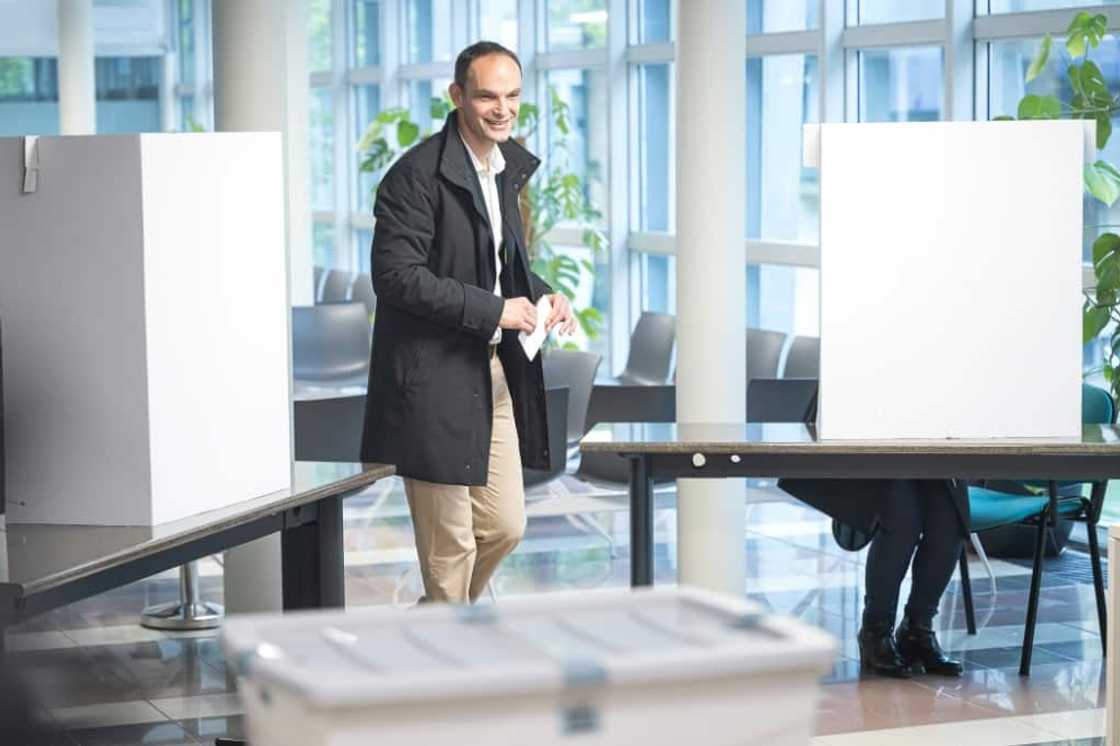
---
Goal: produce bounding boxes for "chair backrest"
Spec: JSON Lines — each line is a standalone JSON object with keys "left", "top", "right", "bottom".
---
{"left": 292, "top": 302, "right": 370, "bottom": 382}
{"left": 782, "top": 335, "right": 820, "bottom": 379}
{"left": 618, "top": 312, "right": 675, "bottom": 385}
{"left": 523, "top": 386, "right": 569, "bottom": 488}
{"left": 543, "top": 348, "right": 602, "bottom": 443}
{"left": 747, "top": 328, "right": 787, "bottom": 382}
{"left": 313, "top": 266, "right": 325, "bottom": 298}
{"left": 320, "top": 269, "right": 354, "bottom": 303}
{"left": 350, "top": 272, "right": 376, "bottom": 318}
{"left": 746, "top": 378, "right": 818, "bottom": 424}
{"left": 294, "top": 394, "right": 366, "bottom": 462}
{"left": 1083, "top": 383, "right": 1116, "bottom": 424}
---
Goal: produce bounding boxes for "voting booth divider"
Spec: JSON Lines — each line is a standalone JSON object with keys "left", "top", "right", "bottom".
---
{"left": 804, "top": 120, "right": 1090, "bottom": 441}
{"left": 0, "top": 133, "right": 291, "bottom": 526}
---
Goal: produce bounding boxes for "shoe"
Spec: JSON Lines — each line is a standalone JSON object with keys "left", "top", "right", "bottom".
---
{"left": 896, "top": 619, "right": 963, "bottom": 677}
{"left": 858, "top": 621, "right": 912, "bottom": 679}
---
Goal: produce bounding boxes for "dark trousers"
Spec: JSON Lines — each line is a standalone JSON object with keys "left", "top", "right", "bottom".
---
{"left": 863, "top": 480, "right": 963, "bottom": 627}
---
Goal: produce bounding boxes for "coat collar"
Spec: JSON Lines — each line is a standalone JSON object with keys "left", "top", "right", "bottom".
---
{"left": 437, "top": 110, "right": 540, "bottom": 198}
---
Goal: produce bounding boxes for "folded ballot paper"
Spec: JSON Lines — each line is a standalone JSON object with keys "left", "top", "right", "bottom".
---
{"left": 518, "top": 294, "right": 552, "bottom": 361}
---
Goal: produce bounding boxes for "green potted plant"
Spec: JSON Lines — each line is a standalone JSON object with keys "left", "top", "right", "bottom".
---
{"left": 998, "top": 11, "right": 1120, "bottom": 400}
{"left": 356, "top": 89, "right": 606, "bottom": 344}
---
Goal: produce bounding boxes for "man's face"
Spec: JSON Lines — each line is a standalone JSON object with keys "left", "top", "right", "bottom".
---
{"left": 449, "top": 53, "right": 521, "bottom": 146}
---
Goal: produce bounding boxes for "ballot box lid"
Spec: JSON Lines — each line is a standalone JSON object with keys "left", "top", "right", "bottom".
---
{"left": 220, "top": 586, "right": 836, "bottom": 709}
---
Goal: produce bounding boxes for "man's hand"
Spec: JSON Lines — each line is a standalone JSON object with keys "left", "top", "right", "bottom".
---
{"left": 545, "top": 293, "right": 577, "bottom": 335}
{"left": 499, "top": 297, "right": 537, "bottom": 333}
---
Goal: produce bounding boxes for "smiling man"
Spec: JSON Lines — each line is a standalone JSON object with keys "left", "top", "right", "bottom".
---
{"left": 360, "top": 41, "right": 576, "bottom": 604}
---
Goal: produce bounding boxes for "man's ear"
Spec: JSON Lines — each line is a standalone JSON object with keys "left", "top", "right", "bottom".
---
{"left": 448, "top": 83, "right": 464, "bottom": 108}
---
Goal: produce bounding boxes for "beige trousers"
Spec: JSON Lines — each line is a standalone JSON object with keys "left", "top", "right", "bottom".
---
{"left": 404, "top": 354, "right": 526, "bottom": 603}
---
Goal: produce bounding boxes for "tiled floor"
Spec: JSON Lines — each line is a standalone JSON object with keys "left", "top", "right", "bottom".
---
{"left": 3, "top": 476, "right": 1110, "bottom": 745}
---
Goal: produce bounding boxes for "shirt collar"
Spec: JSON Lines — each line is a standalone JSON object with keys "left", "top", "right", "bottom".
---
{"left": 458, "top": 127, "right": 506, "bottom": 176}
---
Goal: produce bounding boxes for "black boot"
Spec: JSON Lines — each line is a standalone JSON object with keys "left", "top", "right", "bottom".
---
{"left": 858, "top": 620, "right": 911, "bottom": 678}
{"left": 896, "top": 618, "right": 963, "bottom": 677}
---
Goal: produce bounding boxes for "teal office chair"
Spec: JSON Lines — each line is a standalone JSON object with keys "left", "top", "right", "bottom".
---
{"left": 961, "top": 383, "right": 1115, "bottom": 676}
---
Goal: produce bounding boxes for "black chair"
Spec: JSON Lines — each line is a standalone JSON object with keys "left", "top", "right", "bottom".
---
{"left": 313, "top": 265, "right": 325, "bottom": 298}
{"left": 746, "top": 378, "right": 817, "bottom": 423}
{"left": 351, "top": 272, "right": 376, "bottom": 319}
{"left": 615, "top": 312, "right": 675, "bottom": 385}
{"left": 319, "top": 268, "right": 354, "bottom": 303}
{"left": 543, "top": 348, "right": 602, "bottom": 457}
{"left": 292, "top": 302, "right": 370, "bottom": 386}
{"left": 578, "top": 384, "right": 676, "bottom": 484}
{"left": 523, "top": 387, "right": 569, "bottom": 487}
{"left": 294, "top": 394, "right": 366, "bottom": 462}
{"left": 747, "top": 328, "right": 787, "bottom": 382}
{"left": 782, "top": 335, "right": 820, "bottom": 378}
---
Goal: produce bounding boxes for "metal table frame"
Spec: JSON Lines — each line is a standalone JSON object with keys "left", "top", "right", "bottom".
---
{"left": 592, "top": 436, "right": 1120, "bottom": 588}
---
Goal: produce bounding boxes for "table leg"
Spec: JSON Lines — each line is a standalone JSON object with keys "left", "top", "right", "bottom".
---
{"left": 281, "top": 494, "right": 345, "bottom": 610}
{"left": 629, "top": 455, "right": 654, "bottom": 588}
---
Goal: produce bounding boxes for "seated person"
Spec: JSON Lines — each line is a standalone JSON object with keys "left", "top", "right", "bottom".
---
{"left": 779, "top": 478, "right": 967, "bottom": 678}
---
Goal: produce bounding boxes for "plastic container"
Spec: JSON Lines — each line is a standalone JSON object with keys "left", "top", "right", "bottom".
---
{"left": 221, "top": 587, "right": 836, "bottom": 746}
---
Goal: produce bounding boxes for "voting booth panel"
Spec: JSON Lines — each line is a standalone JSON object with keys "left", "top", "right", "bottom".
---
{"left": 0, "top": 133, "right": 290, "bottom": 526}
{"left": 222, "top": 587, "right": 836, "bottom": 746}
{"left": 813, "top": 121, "right": 1086, "bottom": 441}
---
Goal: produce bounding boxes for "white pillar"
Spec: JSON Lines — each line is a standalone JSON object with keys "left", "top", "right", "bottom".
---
{"left": 213, "top": 0, "right": 314, "bottom": 306}
{"left": 213, "top": 0, "right": 311, "bottom": 614}
{"left": 675, "top": 0, "right": 747, "bottom": 594}
{"left": 57, "top": 0, "right": 96, "bottom": 135}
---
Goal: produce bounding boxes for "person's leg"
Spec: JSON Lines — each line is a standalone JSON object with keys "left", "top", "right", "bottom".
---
{"left": 905, "top": 480, "right": 965, "bottom": 624}
{"left": 863, "top": 481, "right": 923, "bottom": 625}
{"left": 859, "top": 480, "right": 922, "bottom": 678}
{"left": 404, "top": 478, "right": 475, "bottom": 603}
{"left": 467, "top": 355, "right": 526, "bottom": 602}
{"left": 897, "top": 480, "right": 964, "bottom": 676}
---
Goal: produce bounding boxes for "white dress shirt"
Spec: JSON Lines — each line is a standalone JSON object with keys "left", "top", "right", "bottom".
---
{"left": 459, "top": 129, "right": 506, "bottom": 345}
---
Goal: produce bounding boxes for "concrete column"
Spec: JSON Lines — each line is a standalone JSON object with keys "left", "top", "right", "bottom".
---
{"left": 675, "top": 0, "right": 747, "bottom": 594}
{"left": 57, "top": 0, "right": 96, "bottom": 135}
{"left": 213, "top": 0, "right": 311, "bottom": 614}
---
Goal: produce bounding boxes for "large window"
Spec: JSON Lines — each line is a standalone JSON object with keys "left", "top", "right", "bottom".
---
{"left": 300, "top": 0, "right": 1120, "bottom": 380}
{"left": 406, "top": 0, "right": 454, "bottom": 63}
{"left": 746, "top": 0, "right": 818, "bottom": 33}
{"left": 746, "top": 54, "right": 819, "bottom": 243}
{"left": 988, "top": 0, "right": 1119, "bottom": 12}
{"left": 547, "top": 0, "right": 608, "bottom": 51}
{"left": 479, "top": 0, "right": 519, "bottom": 49}
{"left": 0, "top": 56, "right": 162, "bottom": 136}
{"left": 353, "top": 0, "right": 381, "bottom": 66}
{"left": 309, "top": 87, "right": 336, "bottom": 211}
{"left": 545, "top": 67, "right": 608, "bottom": 218}
{"left": 854, "top": 0, "right": 944, "bottom": 24}
{"left": 309, "top": 0, "right": 332, "bottom": 72}
{"left": 858, "top": 47, "right": 943, "bottom": 122}
{"left": 637, "top": 63, "right": 672, "bottom": 233}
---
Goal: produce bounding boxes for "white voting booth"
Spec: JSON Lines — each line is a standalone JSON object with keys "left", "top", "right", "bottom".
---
{"left": 804, "top": 121, "right": 1088, "bottom": 441}
{"left": 0, "top": 133, "right": 291, "bottom": 526}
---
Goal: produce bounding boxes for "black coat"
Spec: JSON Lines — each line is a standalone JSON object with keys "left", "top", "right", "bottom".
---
{"left": 779, "top": 478, "right": 970, "bottom": 537}
{"left": 359, "top": 112, "right": 552, "bottom": 485}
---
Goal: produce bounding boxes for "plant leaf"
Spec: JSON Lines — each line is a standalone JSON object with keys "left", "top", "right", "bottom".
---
{"left": 992, "top": 114, "right": 1015, "bottom": 121}
{"left": 1097, "top": 112, "right": 1114, "bottom": 149}
{"left": 1027, "top": 35, "right": 1052, "bottom": 83}
{"left": 1092, "top": 232, "right": 1120, "bottom": 268}
{"left": 1085, "top": 304, "right": 1111, "bottom": 343}
{"left": 397, "top": 120, "right": 419, "bottom": 147}
{"left": 1086, "top": 161, "right": 1120, "bottom": 206}
{"left": 1017, "top": 94, "right": 1061, "bottom": 119}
